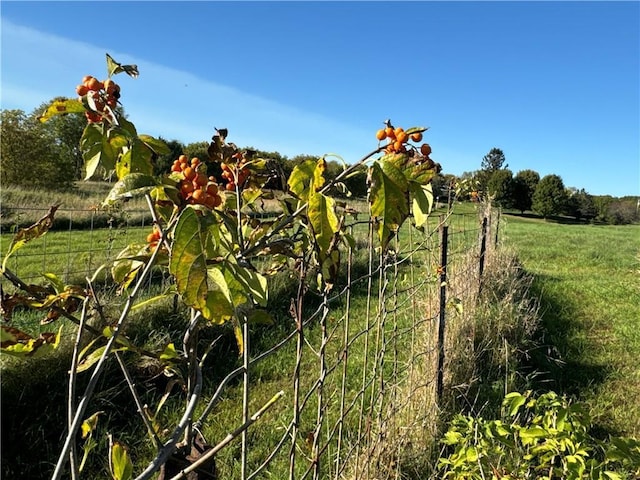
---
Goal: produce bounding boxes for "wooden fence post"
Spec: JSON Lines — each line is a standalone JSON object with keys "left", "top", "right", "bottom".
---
{"left": 436, "top": 222, "right": 449, "bottom": 403}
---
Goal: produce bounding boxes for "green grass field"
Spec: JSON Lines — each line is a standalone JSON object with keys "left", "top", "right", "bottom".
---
{"left": 502, "top": 213, "right": 640, "bottom": 437}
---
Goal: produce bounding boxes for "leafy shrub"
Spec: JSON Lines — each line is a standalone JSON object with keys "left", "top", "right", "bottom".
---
{"left": 437, "top": 390, "right": 640, "bottom": 479}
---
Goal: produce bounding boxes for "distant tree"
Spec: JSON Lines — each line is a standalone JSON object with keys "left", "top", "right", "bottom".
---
{"left": 431, "top": 173, "right": 448, "bottom": 199}
{"left": 1, "top": 109, "right": 76, "bottom": 191}
{"left": 154, "top": 138, "right": 185, "bottom": 175}
{"left": 487, "top": 169, "right": 514, "bottom": 207}
{"left": 592, "top": 195, "right": 614, "bottom": 222}
{"left": 564, "top": 188, "right": 597, "bottom": 221}
{"left": 32, "top": 98, "right": 86, "bottom": 180}
{"left": 481, "top": 148, "right": 507, "bottom": 172}
{"left": 478, "top": 148, "right": 507, "bottom": 193}
{"left": 604, "top": 198, "right": 640, "bottom": 225}
{"left": 532, "top": 174, "right": 567, "bottom": 218}
{"left": 512, "top": 169, "right": 540, "bottom": 213}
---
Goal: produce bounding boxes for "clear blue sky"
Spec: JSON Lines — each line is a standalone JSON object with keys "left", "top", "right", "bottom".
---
{"left": 1, "top": 1, "right": 638, "bottom": 197}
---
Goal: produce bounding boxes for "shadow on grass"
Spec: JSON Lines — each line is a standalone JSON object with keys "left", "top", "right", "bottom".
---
{"left": 504, "top": 212, "right": 603, "bottom": 225}
{"left": 522, "top": 272, "right": 617, "bottom": 437}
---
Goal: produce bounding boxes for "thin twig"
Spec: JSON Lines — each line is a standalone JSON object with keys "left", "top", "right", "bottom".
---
{"left": 114, "top": 351, "right": 163, "bottom": 449}
{"left": 67, "top": 296, "right": 90, "bottom": 480}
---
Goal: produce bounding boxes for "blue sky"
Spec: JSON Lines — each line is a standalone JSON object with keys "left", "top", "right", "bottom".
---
{"left": 1, "top": 1, "right": 638, "bottom": 197}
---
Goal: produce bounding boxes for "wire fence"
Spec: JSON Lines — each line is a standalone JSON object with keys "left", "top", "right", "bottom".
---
{"left": 0, "top": 206, "right": 153, "bottom": 285}
{"left": 1, "top": 202, "right": 500, "bottom": 479}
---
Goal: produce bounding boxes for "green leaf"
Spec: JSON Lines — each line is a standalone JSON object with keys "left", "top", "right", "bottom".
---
{"left": 138, "top": 134, "right": 170, "bottom": 155}
{"left": 2, "top": 205, "right": 59, "bottom": 271}
{"left": 106, "top": 53, "right": 139, "bottom": 79}
{"left": 603, "top": 473, "right": 623, "bottom": 480}
{"left": 202, "top": 267, "right": 234, "bottom": 323}
{"left": 170, "top": 207, "right": 210, "bottom": 311}
{"left": 443, "top": 431, "right": 463, "bottom": 445}
{"left": 223, "top": 261, "right": 269, "bottom": 308}
{"left": 118, "top": 117, "right": 138, "bottom": 137}
{"left": 103, "top": 174, "right": 158, "bottom": 205}
{"left": 519, "top": 426, "right": 547, "bottom": 440}
{"left": 410, "top": 183, "right": 434, "bottom": 227}
{"left": 109, "top": 440, "right": 134, "bottom": 480}
{"left": 76, "top": 345, "right": 126, "bottom": 372}
{"left": 81, "top": 411, "right": 103, "bottom": 439}
{"left": 115, "top": 138, "right": 154, "bottom": 180}
{"left": 38, "top": 98, "right": 85, "bottom": 122}
{"left": 384, "top": 151, "right": 440, "bottom": 185}
{"left": 288, "top": 158, "right": 324, "bottom": 201}
{"left": 159, "top": 343, "right": 180, "bottom": 362}
{"left": 504, "top": 391, "right": 527, "bottom": 417}
{"left": 41, "top": 273, "right": 66, "bottom": 294}
{"left": 233, "top": 319, "right": 244, "bottom": 357}
{"left": 369, "top": 160, "right": 409, "bottom": 249}
{"left": 82, "top": 123, "right": 115, "bottom": 179}
{"left": 308, "top": 192, "right": 339, "bottom": 254}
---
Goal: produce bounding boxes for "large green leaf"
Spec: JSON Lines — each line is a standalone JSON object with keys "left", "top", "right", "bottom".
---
{"left": 170, "top": 207, "right": 210, "bottom": 311}
{"left": 138, "top": 134, "right": 170, "bottom": 155}
{"left": 38, "top": 98, "right": 85, "bottom": 123}
{"left": 308, "top": 192, "right": 339, "bottom": 254}
{"left": 288, "top": 158, "right": 325, "bottom": 201}
{"left": 383, "top": 152, "right": 440, "bottom": 185}
{"left": 369, "top": 160, "right": 410, "bottom": 249}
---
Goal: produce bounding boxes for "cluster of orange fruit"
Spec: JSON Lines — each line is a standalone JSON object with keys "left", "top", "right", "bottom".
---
{"left": 170, "top": 155, "right": 222, "bottom": 209}
{"left": 375, "top": 124, "right": 435, "bottom": 159}
{"left": 76, "top": 75, "right": 120, "bottom": 123}
{"left": 220, "top": 155, "right": 250, "bottom": 192}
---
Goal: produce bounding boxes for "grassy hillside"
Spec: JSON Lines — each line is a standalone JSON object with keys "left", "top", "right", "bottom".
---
{"left": 502, "top": 213, "right": 640, "bottom": 437}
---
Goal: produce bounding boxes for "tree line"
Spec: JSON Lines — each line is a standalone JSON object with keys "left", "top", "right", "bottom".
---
{"left": 1, "top": 102, "right": 637, "bottom": 224}
{"left": 454, "top": 147, "right": 639, "bottom": 225}
{"left": 0, "top": 100, "right": 368, "bottom": 199}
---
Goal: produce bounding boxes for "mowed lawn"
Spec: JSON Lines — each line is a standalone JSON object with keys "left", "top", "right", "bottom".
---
{"left": 503, "top": 214, "right": 640, "bottom": 437}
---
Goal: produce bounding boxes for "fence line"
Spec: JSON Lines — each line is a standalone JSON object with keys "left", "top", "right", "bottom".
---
{"left": 1, "top": 202, "right": 499, "bottom": 479}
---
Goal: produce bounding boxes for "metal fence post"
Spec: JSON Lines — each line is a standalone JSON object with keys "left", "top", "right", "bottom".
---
{"left": 436, "top": 223, "right": 449, "bottom": 403}
{"left": 479, "top": 217, "right": 488, "bottom": 288}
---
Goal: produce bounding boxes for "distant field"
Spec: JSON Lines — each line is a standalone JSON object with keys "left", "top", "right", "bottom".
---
{"left": 503, "top": 213, "right": 640, "bottom": 437}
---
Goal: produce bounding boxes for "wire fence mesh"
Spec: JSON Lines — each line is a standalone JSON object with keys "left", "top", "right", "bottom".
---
{"left": 1, "top": 202, "right": 499, "bottom": 479}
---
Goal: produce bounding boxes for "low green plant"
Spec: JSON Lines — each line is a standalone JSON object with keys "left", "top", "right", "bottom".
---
{"left": 437, "top": 390, "right": 640, "bottom": 479}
